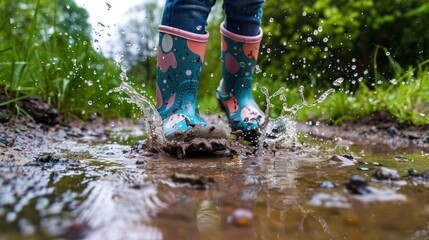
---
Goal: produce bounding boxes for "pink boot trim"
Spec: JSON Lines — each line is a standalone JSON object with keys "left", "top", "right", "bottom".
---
{"left": 159, "top": 25, "right": 209, "bottom": 43}
{"left": 220, "top": 23, "right": 262, "bottom": 43}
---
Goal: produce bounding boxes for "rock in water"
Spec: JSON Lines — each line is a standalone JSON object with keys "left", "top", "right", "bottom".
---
{"left": 346, "top": 175, "right": 371, "bottom": 195}
{"left": 372, "top": 167, "right": 401, "bottom": 181}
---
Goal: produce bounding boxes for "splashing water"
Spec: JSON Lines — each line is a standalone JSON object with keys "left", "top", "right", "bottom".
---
{"left": 258, "top": 84, "right": 337, "bottom": 146}
{"left": 107, "top": 82, "right": 164, "bottom": 145}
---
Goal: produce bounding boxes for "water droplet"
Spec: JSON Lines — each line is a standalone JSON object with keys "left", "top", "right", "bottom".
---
{"left": 333, "top": 77, "right": 344, "bottom": 86}
{"left": 385, "top": 51, "right": 390, "bottom": 56}
{"left": 66, "top": 4, "right": 70, "bottom": 9}
{"left": 255, "top": 65, "right": 262, "bottom": 74}
{"left": 269, "top": 18, "right": 274, "bottom": 22}
{"left": 253, "top": 82, "right": 259, "bottom": 91}
{"left": 390, "top": 79, "right": 397, "bottom": 85}
{"left": 88, "top": 100, "right": 93, "bottom": 105}
{"left": 83, "top": 41, "right": 87, "bottom": 45}
{"left": 302, "top": 12, "right": 307, "bottom": 16}
{"left": 261, "top": 87, "right": 268, "bottom": 95}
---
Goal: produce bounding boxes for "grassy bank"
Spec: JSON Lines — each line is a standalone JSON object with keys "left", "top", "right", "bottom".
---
{"left": 1, "top": 1, "right": 428, "bottom": 126}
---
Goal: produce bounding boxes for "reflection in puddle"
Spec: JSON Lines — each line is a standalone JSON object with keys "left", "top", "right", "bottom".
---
{"left": 1, "top": 131, "right": 429, "bottom": 239}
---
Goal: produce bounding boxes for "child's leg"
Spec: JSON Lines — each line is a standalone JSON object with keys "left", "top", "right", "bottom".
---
{"left": 218, "top": 0, "right": 266, "bottom": 141}
{"left": 161, "top": 0, "right": 216, "bottom": 34}
{"left": 222, "top": 0, "right": 265, "bottom": 36}
{"left": 157, "top": 0, "right": 216, "bottom": 136}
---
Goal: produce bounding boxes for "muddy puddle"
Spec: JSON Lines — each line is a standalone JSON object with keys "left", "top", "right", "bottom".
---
{"left": 1, "top": 124, "right": 429, "bottom": 240}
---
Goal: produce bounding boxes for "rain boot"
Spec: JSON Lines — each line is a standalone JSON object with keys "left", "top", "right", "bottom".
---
{"left": 156, "top": 25, "right": 209, "bottom": 136}
{"left": 217, "top": 24, "right": 265, "bottom": 141}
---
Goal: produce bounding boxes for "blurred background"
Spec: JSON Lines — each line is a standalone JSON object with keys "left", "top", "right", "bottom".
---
{"left": 1, "top": 0, "right": 429, "bottom": 124}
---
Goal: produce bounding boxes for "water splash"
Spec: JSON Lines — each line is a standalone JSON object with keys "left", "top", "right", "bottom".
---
{"left": 107, "top": 82, "right": 164, "bottom": 145}
{"left": 258, "top": 84, "right": 337, "bottom": 146}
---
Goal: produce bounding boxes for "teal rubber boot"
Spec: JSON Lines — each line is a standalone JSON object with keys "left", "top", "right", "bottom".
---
{"left": 156, "top": 25, "right": 209, "bottom": 136}
{"left": 217, "top": 24, "right": 265, "bottom": 141}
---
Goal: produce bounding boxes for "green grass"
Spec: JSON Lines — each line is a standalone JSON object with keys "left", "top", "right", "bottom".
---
{"left": 293, "top": 54, "right": 429, "bottom": 125}
{"left": 0, "top": 1, "right": 137, "bottom": 119}
{"left": 198, "top": 52, "right": 429, "bottom": 126}
{"left": 1, "top": 2, "right": 428, "bottom": 126}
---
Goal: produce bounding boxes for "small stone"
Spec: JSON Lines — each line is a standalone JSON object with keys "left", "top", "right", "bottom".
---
{"left": 3, "top": 151, "right": 13, "bottom": 157}
{"left": 346, "top": 175, "right": 371, "bottom": 195}
{"left": 0, "top": 136, "right": 8, "bottom": 145}
{"left": 408, "top": 168, "right": 419, "bottom": 177}
{"left": 227, "top": 208, "right": 253, "bottom": 226}
{"left": 320, "top": 181, "right": 337, "bottom": 188}
{"left": 421, "top": 171, "right": 429, "bottom": 179}
{"left": 395, "top": 155, "right": 409, "bottom": 162}
{"left": 135, "top": 159, "right": 147, "bottom": 165}
{"left": 329, "top": 155, "right": 355, "bottom": 167}
{"left": 386, "top": 126, "right": 400, "bottom": 137}
{"left": 36, "top": 154, "right": 60, "bottom": 163}
{"left": 358, "top": 167, "right": 370, "bottom": 171}
{"left": 69, "top": 161, "right": 81, "bottom": 168}
{"left": 372, "top": 167, "right": 401, "bottom": 181}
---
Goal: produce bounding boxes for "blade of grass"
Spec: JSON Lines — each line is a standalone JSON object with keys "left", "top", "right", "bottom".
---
{"left": 0, "top": 95, "right": 29, "bottom": 107}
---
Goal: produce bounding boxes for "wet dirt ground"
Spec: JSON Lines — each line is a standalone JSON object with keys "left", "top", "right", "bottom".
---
{"left": 1, "top": 112, "right": 429, "bottom": 240}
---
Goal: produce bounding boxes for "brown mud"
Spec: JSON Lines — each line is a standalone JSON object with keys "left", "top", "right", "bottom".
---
{"left": 1, "top": 97, "right": 429, "bottom": 239}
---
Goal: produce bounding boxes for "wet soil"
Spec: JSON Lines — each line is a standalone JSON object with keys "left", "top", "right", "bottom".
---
{"left": 1, "top": 102, "right": 429, "bottom": 239}
{"left": 298, "top": 110, "right": 429, "bottom": 150}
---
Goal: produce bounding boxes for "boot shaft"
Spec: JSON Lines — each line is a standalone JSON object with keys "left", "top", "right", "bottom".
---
{"left": 220, "top": 24, "right": 262, "bottom": 95}
{"left": 156, "top": 26, "right": 209, "bottom": 119}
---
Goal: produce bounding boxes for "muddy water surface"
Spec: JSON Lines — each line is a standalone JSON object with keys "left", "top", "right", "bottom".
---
{"left": 1, "top": 125, "right": 429, "bottom": 240}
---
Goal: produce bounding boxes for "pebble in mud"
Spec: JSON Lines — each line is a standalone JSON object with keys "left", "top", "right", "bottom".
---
{"left": 346, "top": 175, "right": 371, "bottom": 195}
{"left": 328, "top": 154, "right": 356, "bottom": 167}
{"left": 227, "top": 208, "right": 253, "bottom": 226}
{"left": 320, "top": 181, "right": 338, "bottom": 188}
{"left": 408, "top": 169, "right": 429, "bottom": 180}
{"left": 0, "top": 134, "right": 16, "bottom": 147}
{"left": 358, "top": 167, "right": 370, "bottom": 171}
{"left": 372, "top": 167, "right": 401, "bottom": 181}
{"left": 372, "top": 167, "right": 407, "bottom": 186}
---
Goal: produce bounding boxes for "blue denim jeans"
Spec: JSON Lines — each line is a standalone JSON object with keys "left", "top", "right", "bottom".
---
{"left": 161, "top": 0, "right": 265, "bottom": 36}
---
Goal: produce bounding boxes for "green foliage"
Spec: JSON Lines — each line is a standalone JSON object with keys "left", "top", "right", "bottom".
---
{"left": 297, "top": 57, "right": 429, "bottom": 125}
{"left": 0, "top": 0, "right": 130, "bottom": 118}
{"left": 261, "top": 0, "right": 429, "bottom": 87}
